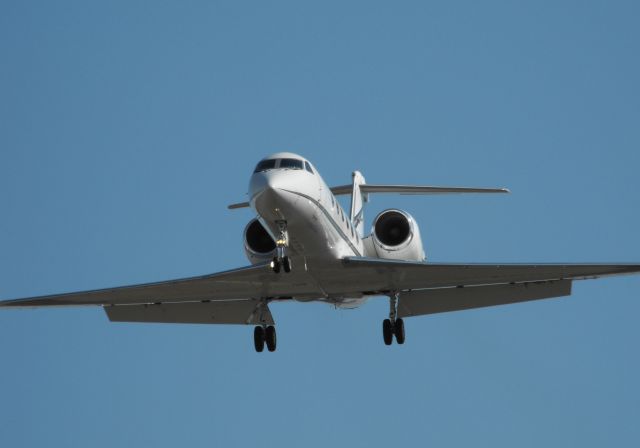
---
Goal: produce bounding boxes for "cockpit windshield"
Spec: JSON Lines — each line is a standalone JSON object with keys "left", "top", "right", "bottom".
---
{"left": 254, "top": 159, "right": 277, "bottom": 173}
{"left": 253, "top": 158, "right": 308, "bottom": 173}
{"left": 279, "top": 158, "right": 304, "bottom": 170}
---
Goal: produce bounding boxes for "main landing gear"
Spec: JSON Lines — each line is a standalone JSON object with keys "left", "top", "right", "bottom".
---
{"left": 271, "top": 220, "right": 291, "bottom": 274}
{"left": 382, "top": 293, "right": 405, "bottom": 345}
{"left": 254, "top": 325, "right": 277, "bottom": 352}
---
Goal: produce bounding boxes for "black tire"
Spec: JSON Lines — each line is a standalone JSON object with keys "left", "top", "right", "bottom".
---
{"left": 254, "top": 326, "right": 265, "bottom": 352}
{"left": 394, "top": 318, "right": 405, "bottom": 344}
{"left": 382, "top": 319, "right": 393, "bottom": 345}
{"left": 283, "top": 256, "right": 291, "bottom": 273}
{"left": 265, "top": 325, "right": 277, "bottom": 352}
{"left": 272, "top": 257, "right": 281, "bottom": 274}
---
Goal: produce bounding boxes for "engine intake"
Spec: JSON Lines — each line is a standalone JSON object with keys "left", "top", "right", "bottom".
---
{"left": 244, "top": 219, "right": 276, "bottom": 263}
{"left": 374, "top": 210, "right": 411, "bottom": 246}
{"left": 371, "top": 209, "right": 425, "bottom": 261}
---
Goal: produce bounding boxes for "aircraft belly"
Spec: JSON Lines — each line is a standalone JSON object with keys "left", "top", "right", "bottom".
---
{"left": 253, "top": 185, "right": 367, "bottom": 307}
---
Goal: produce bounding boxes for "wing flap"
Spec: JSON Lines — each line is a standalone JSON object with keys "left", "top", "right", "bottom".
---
{"left": 104, "top": 299, "right": 274, "bottom": 325}
{"left": 398, "top": 280, "right": 572, "bottom": 317}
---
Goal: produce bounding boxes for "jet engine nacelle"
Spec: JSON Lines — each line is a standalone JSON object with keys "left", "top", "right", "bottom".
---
{"left": 243, "top": 218, "right": 276, "bottom": 264}
{"left": 370, "top": 209, "right": 425, "bottom": 261}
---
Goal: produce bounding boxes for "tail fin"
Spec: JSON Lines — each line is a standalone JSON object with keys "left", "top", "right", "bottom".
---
{"left": 350, "top": 171, "right": 367, "bottom": 236}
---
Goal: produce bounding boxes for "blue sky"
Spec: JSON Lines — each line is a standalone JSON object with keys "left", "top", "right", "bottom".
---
{"left": 1, "top": 1, "right": 639, "bottom": 446}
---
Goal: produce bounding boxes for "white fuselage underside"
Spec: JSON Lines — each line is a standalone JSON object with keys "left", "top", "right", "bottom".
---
{"left": 249, "top": 166, "right": 368, "bottom": 307}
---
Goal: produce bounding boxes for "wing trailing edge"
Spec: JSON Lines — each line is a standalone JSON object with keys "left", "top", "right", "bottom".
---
{"left": 104, "top": 299, "right": 275, "bottom": 325}
{"left": 398, "top": 280, "right": 572, "bottom": 317}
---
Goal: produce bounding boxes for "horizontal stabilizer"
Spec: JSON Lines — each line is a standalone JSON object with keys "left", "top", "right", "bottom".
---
{"left": 330, "top": 184, "right": 509, "bottom": 196}
{"left": 228, "top": 201, "right": 250, "bottom": 209}
{"left": 229, "top": 184, "right": 509, "bottom": 209}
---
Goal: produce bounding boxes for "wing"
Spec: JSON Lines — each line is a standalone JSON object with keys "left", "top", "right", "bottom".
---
{"left": 3, "top": 257, "right": 639, "bottom": 321}
{"left": 0, "top": 263, "right": 328, "bottom": 308}
{"left": 336, "top": 258, "right": 640, "bottom": 316}
{"left": 0, "top": 262, "right": 326, "bottom": 324}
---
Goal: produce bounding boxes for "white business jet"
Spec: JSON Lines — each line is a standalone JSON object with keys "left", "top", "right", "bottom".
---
{"left": 2, "top": 152, "right": 639, "bottom": 352}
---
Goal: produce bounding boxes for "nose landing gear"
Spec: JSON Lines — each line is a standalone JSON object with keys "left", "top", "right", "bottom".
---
{"left": 271, "top": 221, "right": 291, "bottom": 273}
{"left": 270, "top": 255, "right": 291, "bottom": 274}
{"left": 382, "top": 293, "right": 405, "bottom": 346}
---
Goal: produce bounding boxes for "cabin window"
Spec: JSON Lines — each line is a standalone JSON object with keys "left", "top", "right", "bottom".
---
{"left": 279, "top": 158, "right": 304, "bottom": 170}
{"left": 254, "top": 159, "right": 277, "bottom": 173}
{"left": 305, "top": 161, "right": 314, "bottom": 174}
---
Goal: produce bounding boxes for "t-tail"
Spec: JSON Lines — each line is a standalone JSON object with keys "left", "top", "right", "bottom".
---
{"left": 328, "top": 176, "right": 510, "bottom": 237}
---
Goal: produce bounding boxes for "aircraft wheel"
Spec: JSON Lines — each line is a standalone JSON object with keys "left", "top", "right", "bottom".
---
{"left": 394, "top": 318, "right": 405, "bottom": 344}
{"left": 382, "top": 319, "right": 393, "bottom": 345}
{"left": 265, "top": 325, "right": 277, "bottom": 352}
{"left": 282, "top": 256, "right": 291, "bottom": 273}
{"left": 272, "top": 257, "right": 281, "bottom": 274}
{"left": 254, "top": 326, "right": 265, "bottom": 352}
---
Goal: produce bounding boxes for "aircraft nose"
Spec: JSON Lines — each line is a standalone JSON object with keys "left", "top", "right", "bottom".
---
{"left": 264, "top": 173, "right": 287, "bottom": 191}
{"left": 250, "top": 172, "right": 288, "bottom": 205}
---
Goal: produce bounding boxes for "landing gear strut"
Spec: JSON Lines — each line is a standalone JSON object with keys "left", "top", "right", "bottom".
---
{"left": 271, "top": 256, "right": 291, "bottom": 274}
{"left": 271, "top": 221, "right": 291, "bottom": 273}
{"left": 254, "top": 325, "right": 277, "bottom": 352}
{"left": 382, "top": 293, "right": 405, "bottom": 346}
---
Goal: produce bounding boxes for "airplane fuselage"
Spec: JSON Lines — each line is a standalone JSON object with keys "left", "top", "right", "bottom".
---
{"left": 247, "top": 153, "right": 368, "bottom": 308}
{"left": 249, "top": 153, "right": 364, "bottom": 263}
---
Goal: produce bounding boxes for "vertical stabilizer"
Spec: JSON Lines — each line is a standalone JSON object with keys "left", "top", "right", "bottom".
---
{"left": 350, "top": 171, "right": 367, "bottom": 237}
